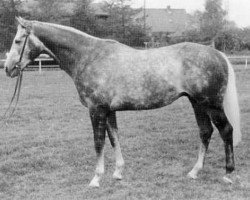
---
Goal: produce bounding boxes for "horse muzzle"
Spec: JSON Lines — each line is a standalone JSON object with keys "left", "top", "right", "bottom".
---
{"left": 5, "top": 65, "right": 21, "bottom": 78}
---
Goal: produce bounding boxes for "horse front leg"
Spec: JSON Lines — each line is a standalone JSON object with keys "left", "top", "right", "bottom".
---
{"left": 89, "top": 107, "right": 107, "bottom": 187}
{"left": 106, "top": 111, "right": 125, "bottom": 180}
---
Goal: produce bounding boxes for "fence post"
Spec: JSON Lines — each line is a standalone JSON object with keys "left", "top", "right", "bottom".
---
{"left": 245, "top": 58, "right": 248, "bottom": 69}
{"left": 39, "top": 60, "right": 42, "bottom": 74}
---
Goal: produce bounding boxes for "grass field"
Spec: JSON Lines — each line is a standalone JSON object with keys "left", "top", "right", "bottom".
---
{"left": 0, "top": 65, "right": 249, "bottom": 200}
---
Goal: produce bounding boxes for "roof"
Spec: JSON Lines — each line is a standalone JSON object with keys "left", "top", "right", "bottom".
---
{"left": 138, "top": 7, "right": 189, "bottom": 34}
{"left": 90, "top": 3, "right": 109, "bottom": 16}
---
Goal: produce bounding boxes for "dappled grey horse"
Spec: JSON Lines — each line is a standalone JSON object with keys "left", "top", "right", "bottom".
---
{"left": 4, "top": 17, "right": 241, "bottom": 187}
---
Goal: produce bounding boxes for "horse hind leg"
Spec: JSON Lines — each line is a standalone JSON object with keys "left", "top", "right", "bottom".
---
{"left": 208, "top": 107, "right": 235, "bottom": 182}
{"left": 188, "top": 100, "right": 213, "bottom": 179}
{"left": 106, "top": 111, "right": 125, "bottom": 180}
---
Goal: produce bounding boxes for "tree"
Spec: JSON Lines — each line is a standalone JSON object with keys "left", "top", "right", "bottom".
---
{"left": 101, "top": 0, "right": 147, "bottom": 46}
{"left": 70, "top": 0, "right": 148, "bottom": 46}
{"left": 186, "top": 11, "right": 203, "bottom": 31}
{"left": 29, "top": 0, "right": 72, "bottom": 23}
{"left": 235, "top": 27, "right": 250, "bottom": 50}
{"left": 0, "top": 0, "right": 22, "bottom": 51}
{"left": 199, "top": 0, "right": 227, "bottom": 42}
{"left": 215, "top": 29, "right": 244, "bottom": 52}
{"left": 70, "top": 0, "right": 97, "bottom": 35}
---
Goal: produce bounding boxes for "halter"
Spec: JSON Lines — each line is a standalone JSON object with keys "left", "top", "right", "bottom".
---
{"left": 15, "top": 33, "right": 30, "bottom": 71}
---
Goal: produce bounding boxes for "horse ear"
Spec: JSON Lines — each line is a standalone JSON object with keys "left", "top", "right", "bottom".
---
{"left": 15, "top": 16, "right": 22, "bottom": 24}
{"left": 15, "top": 16, "right": 32, "bottom": 34}
{"left": 15, "top": 16, "right": 26, "bottom": 27}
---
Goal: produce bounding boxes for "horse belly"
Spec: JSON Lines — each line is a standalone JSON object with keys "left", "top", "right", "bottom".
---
{"left": 110, "top": 79, "right": 181, "bottom": 111}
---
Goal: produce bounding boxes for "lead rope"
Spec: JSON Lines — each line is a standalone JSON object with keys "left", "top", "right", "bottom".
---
{"left": 7, "top": 72, "right": 23, "bottom": 119}
{"left": 1, "top": 34, "right": 29, "bottom": 123}
{"left": 1, "top": 72, "right": 23, "bottom": 122}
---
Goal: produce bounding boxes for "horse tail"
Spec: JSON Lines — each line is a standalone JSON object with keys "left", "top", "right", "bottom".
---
{"left": 221, "top": 53, "right": 241, "bottom": 146}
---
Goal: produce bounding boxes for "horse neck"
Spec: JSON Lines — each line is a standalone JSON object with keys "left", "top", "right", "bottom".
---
{"left": 33, "top": 22, "right": 103, "bottom": 77}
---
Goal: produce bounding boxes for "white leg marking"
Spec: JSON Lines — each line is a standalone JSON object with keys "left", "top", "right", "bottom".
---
{"left": 112, "top": 131, "right": 125, "bottom": 180}
{"left": 89, "top": 149, "right": 105, "bottom": 187}
{"left": 223, "top": 173, "right": 241, "bottom": 184}
{"left": 188, "top": 144, "right": 206, "bottom": 179}
{"left": 223, "top": 176, "right": 233, "bottom": 184}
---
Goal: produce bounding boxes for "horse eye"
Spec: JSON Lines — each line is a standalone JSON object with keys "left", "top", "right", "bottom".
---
{"left": 15, "top": 40, "right": 21, "bottom": 44}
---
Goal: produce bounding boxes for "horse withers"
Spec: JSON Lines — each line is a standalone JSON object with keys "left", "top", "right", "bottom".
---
{"left": 4, "top": 17, "right": 241, "bottom": 187}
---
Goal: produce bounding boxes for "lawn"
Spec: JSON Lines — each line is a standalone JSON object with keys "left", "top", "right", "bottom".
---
{"left": 0, "top": 65, "right": 249, "bottom": 200}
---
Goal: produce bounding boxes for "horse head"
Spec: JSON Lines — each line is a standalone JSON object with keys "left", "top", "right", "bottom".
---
{"left": 5, "top": 17, "right": 53, "bottom": 77}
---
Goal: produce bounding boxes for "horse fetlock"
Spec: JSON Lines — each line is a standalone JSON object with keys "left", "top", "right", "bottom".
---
{"left": 117, "top": 159, "right": 125, "bottom": 168}
{"left": 95, "top": 166, "right": 104, "bottom": 176}
{"left": 226, "top": 165, "right": 235, "bottom": 174}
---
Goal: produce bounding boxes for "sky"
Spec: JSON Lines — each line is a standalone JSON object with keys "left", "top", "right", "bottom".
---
{"left": 93, "top": 0, "right": 250, "bottom": 28}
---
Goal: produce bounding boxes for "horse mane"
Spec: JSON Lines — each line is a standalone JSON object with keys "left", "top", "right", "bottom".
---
{"left": 16, "top": 17, "right": 120, "bottom": 45}
{"left": 43, "top": 22, "right": 121, "bottom": 45}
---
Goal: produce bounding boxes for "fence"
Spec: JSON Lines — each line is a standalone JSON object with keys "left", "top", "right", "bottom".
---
{"left": 227, "top": 56, "right": 250, "bottom": 69}
{"left": 0, "top": 55, "right": 56, "bottom": 73}
{"left": 0, "top": 55, "right": 249, "bottom": 72}
{"left": 35, "top": 57, "right": 54, "bottom": 73}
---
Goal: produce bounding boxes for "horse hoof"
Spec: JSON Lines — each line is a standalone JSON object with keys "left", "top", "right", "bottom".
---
{"left": 89, "top": 181, "right": 100, "bottom": 187}
{"left": 113, "top": 171, "right": 123, "bottom": 180}
{"left": 187, "top": 172, "right": 198, "bottom": 179}
{"left": 89, "top": 176, "right": 100, "bottom": 187}
{"left": 223, "top": 176, "right": 233, "bottom": 184}
{"left": 223, "top": 174, "right": 241, "bottom": 184}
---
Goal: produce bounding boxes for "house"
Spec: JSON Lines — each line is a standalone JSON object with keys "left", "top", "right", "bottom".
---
{"left": 91, "top": 3, "right": 109, "bottom": 20}
{"left": 145, "top": 6, "right": 188, "bottom": 35}
{"left": 137, "top": 6, "right": 190, "bottom": 46}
